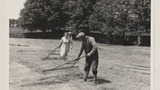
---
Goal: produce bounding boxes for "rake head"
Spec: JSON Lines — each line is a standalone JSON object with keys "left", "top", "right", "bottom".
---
{"left": 42, "top": 71, "right": 46, "bottom": 75}
{"left": 42, "top": 66, "right": 79, "bottom": 75}
{"left": 41, "top": 56, "right": 49, "bottom": 60}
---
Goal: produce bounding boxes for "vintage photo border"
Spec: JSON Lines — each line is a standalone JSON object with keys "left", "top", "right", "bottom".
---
{"left": 151, "top": 0, "right": 160, "bottom": 89}
{"left": 0, "top": 0, "right": 9, "bottom": 90}
{"left": 0, "top": 0, "right": 159, "bottom": 90}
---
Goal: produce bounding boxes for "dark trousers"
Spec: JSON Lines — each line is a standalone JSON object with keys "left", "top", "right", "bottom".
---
{"left": 84, "top": 51, "right": 99, "bottom": 76}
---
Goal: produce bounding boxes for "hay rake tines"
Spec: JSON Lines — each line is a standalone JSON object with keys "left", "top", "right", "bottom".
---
{"left": 42, "top": 55, "right": 86, "bottom": 74}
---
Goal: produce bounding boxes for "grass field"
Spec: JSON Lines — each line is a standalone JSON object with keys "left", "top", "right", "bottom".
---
{"left": 9, "top": 38, "right": 150, "bottom": 90}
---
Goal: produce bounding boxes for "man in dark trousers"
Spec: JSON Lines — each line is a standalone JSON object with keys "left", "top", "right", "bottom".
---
{"left": 76, "top": 32, "right": 99, "bottom": 85}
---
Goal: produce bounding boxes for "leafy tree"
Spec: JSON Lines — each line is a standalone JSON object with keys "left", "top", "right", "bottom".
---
{"left": 68, "top": 0, "right": 99, "bottom": 34}
{"left": 88, "top": 0, "right": 150, "bottom": 34}
{"left": 89, "top": 0, "right": 127, "bottom": 35}
{"left": 19, "top": 0, "right": 150, "bottom": 43}
{"left": 19, "top": 0, "right": 70, "bottom": 36}
{"left": 9, "top": 19, "right": 17, "bottom": 27}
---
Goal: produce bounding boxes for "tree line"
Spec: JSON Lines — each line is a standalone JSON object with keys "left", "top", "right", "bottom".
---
{"left": 15, "top": 0, "right": 150, "bottom": 36}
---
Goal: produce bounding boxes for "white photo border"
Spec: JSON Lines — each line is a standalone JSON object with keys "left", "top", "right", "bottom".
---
{"left": 0, "top": 0, "right": 159, "bottom": 90}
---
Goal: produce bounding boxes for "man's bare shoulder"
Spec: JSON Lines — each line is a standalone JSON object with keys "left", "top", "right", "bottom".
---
{"left": 88, "top": 36, "right": 95, "bottom": 41}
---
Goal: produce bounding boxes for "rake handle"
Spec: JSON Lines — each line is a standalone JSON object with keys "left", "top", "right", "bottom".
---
{"left": 43, "top": 60, "right": 74, "bottom": 72}
{"left": 71, "top": 55, "right": 86, "bottom": 67}
{"left": 43, "top": 46, "right": 59, "bottom": 59}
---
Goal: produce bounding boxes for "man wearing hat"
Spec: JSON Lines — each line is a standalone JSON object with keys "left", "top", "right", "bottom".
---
{"left": 76, "top": 32, "right": 99, "bottom": 84}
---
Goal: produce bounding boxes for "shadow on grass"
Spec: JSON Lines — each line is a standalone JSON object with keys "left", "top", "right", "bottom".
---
{"left": 80, "top": 76, "right": 111, "bottom": 84}
{"left": 98, "top": 78, "right": 111, "bottom": 84}
{"left": 41, "top": 57, "right": 61, "bottom": 60}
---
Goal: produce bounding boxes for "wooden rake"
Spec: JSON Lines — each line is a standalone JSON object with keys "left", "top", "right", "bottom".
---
{"left": 42, "top": 55, "right": 86, "bottom": 74}
{"left": 41, "top": 46, "right": 59, "bottom": 60}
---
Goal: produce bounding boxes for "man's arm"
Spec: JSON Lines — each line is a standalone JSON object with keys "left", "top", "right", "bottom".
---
{"left": 77, "top": 42, "right": 84, "bottom": 58}
{"left": 87, "top": 37, "right": 97, "bottom": 56}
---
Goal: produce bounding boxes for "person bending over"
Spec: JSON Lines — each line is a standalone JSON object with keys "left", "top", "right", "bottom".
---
{"left": 76, "top": 32, "right": 99, "bottom": 85}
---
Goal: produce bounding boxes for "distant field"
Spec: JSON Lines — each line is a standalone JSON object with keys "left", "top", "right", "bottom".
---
{"left": 9, "top": 38, "right": 150, "bottom": 90}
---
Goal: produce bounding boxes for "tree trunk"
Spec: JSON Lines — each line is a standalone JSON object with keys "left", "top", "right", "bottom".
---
{"left": 137, "top": 35, "right": 141, "bottom": 46}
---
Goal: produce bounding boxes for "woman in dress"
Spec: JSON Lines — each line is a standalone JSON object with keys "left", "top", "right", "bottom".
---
{"left": 59, "top": 32, "right": 73, "bottom": 60}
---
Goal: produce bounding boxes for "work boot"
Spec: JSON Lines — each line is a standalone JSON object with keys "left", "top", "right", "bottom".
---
{"left": 83, "top": 72, "right": 88, "bottom": 81}
{"left": 93, "top": 75, "right": 98, "bottom": 85}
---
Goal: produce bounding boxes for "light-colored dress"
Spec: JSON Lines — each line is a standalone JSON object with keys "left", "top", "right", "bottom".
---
{"left": 60, "top": 37, "right": 71, "bottom": 58}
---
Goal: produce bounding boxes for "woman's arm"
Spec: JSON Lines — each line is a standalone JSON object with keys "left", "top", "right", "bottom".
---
{"left": 70, "top": 36, "right": 73, "bottom": 49}
{"left": 58, "top": 37, "right": 63, "bottom": 47}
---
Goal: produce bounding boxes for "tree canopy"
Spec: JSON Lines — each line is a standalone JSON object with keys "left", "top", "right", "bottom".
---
{"left": 19, "top": 0, "right": 150, "bottom": 35}
{"left": 19, "top": 0, "right": 69, "bottom": 32}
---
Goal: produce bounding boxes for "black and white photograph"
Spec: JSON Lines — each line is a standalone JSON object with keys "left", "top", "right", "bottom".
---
{"left": 8, "top": 0, "right": 151, "bottom": 90}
